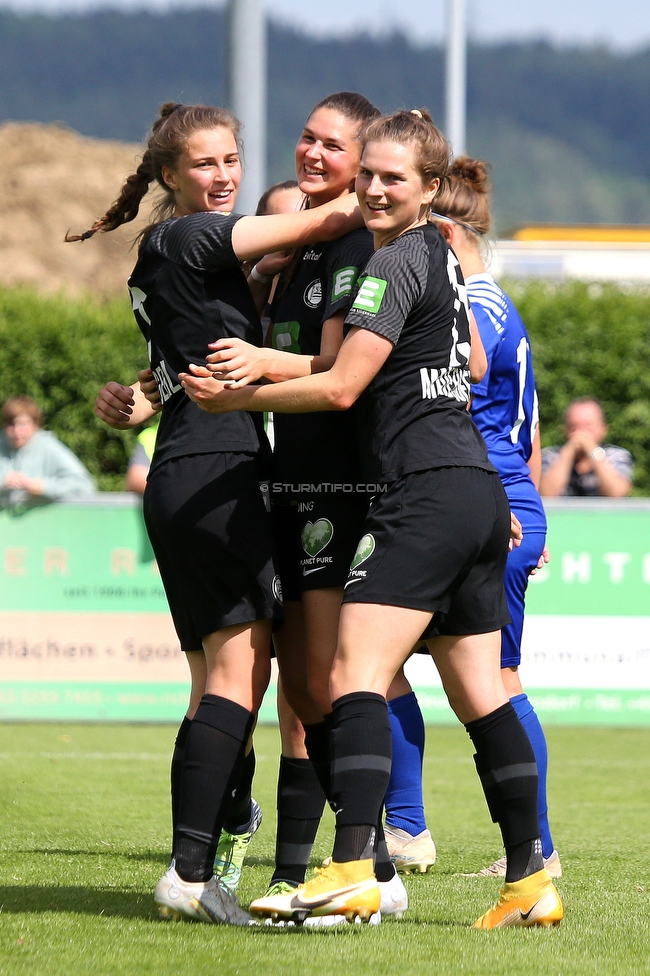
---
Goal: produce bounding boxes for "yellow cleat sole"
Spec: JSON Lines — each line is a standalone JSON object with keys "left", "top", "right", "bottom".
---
{"left": 157, "top": 905, "right": 183, "bottom": 921}
{"left": 398, "top": 862, "right": 435, "bottom": 875}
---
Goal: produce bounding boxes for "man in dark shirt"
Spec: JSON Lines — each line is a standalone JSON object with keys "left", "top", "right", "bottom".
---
{"left": 540, "top": 397, "right": 633, "bottom": 497}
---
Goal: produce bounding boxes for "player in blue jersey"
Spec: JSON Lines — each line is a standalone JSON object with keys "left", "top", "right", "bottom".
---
{"left": 432, "top": 157, "right": 560, "bottom": 879}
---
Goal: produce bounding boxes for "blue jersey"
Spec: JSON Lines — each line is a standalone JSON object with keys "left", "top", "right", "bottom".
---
{"left": 467, "top": 273, "right": 545, "bottom": 531}
{"left": 468, "top": 273, "right": 537, "bottom": 484}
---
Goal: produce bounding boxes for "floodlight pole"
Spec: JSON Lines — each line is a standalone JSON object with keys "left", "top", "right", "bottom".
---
{"left": 445, "top": 0, "right": 467, "bottom": 157}
{"left": 227, "top": 0, "right": 267, "bottom": 214}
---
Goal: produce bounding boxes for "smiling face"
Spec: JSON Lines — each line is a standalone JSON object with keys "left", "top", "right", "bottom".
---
{"left": 162, "top": 127, "right": 242, "bottom": 216}
{"left": 356, "top": 139, "right": 440, "bottom": 248}
{"left": 294, "top": 107, "right": 362, "bottom": 206}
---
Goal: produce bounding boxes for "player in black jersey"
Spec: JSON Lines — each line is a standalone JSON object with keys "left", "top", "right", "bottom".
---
{"left": 75, "top": 101, "right": 362, "bottom": 925}
{"left": 199, "top": 93, "right": 414, "bottom": 917}
{"left": 182, "top": 109, "right": 563, "bottom": 930}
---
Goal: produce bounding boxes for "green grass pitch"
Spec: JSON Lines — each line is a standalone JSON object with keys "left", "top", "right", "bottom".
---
{"left": 1, "top": 723, "right": 649, "bottom": 976}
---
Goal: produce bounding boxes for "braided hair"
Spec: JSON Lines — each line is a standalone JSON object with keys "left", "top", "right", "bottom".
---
{"left": 65, "top": 102, "right": 241, "bottom": 243}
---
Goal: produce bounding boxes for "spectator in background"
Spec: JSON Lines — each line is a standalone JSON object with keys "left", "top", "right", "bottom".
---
{"left": 0, "top": 395, "right": 95, "bottom": 508}
{"left": 126, "top": 415, "right": 159, "bottom": 495}
{"left": 540, "top": 397, "right": 633, "bottom": 497}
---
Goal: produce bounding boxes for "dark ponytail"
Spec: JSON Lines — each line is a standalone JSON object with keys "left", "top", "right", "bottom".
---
{"left": 65, "top": 102, "right": 240, "bottom": 243}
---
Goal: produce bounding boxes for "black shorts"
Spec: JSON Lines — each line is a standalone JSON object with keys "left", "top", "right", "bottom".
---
{"left": 272, "top": 491, "right": 371, "bottom": 601}
{"left": 144, "top": 452, "right": 282, "bottom": 651}
{"left": 342, "top": 466, "right": 511, "bottom": 638}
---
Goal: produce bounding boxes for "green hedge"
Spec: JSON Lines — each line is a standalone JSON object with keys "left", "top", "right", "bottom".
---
{"left": 509, "top": 280, "right": 650, "bottom": 495}
{"left": 0, "top": 282, "right": 649, "bottom": 493}
{"left": 0, "top": 288, "right": 148, "bottom": 490}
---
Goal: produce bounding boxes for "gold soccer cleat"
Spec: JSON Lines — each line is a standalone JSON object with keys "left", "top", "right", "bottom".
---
{"left": 473, "top": 869, "right": 564, "bottom": 930}
{"left": 250, "top": 858, "right": 380, "bottom": 924}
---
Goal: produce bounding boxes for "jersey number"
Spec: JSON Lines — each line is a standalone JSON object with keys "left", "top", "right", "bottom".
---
{"left": 510, "top": 337, "right": 528, "bottom": 444}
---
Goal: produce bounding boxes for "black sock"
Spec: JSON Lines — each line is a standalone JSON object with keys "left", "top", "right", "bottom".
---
{"left": 330, "top": 692, "right": 392, "bottom": 863}
{"left": 506, "top": 838, "right": 544, "bottom": 883}
{"left": 223, "top": 746, "right": 256, "bottom": 833}
{"left": 465, "top": 702, "right": 542, "bottom": 883}
{"left": 374, "top": 817, "right": 396, "bottom": 883}
{"left": 271, "top": 756, "right": 326, "bottom": 886}
{"left": 174, "top": 694, "right": 254, "bottom": 883}
{"left": 171, "top": 715, "right": 192, "bottom": 840}
{"left": 303, "top": 718, "right": 332, "bottom": 801}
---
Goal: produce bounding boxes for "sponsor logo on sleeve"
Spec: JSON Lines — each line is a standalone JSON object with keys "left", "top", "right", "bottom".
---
{"left": 331, "top": 266, "right": 358, "bottom": 302}
{"left": 351, "top": 276, "right": 387, "bottom": 315}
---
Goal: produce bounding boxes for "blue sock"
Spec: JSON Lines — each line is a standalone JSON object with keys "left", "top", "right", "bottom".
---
{"left": 511, "top": 693, "right": 554, "bottom": 859}
{"left": 384, "top": 692, "right": 427, "bottom": 836}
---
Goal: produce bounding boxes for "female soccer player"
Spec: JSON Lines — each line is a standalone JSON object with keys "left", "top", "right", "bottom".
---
{"left": 205, "top": 92, "right": 428, "bottom": 910}
{"left": 182, "top": 109, "right": 564, "bottom": 930}
{"left": 76, "top": 101, "right": 361, "bottom": 925}
{"left": 432, "top": 158, "right": 560, "bottom": 878}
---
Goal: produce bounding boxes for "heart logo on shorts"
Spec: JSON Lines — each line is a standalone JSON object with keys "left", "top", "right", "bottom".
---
{"left": 301, "top": 519, "right": 334, "bottom": 557}
{"left": 350, "top": 533, "right": 375, "bottom": 570}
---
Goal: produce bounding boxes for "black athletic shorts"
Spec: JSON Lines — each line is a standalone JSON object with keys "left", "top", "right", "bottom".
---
{"left": 342, "top": 466, "right": 511, "bottom": 638}
{"left": 143, "top": 452, "right": 282, "bottom": 651}
{"left": 272, "top": 491, "right": 371, "bottom": 601}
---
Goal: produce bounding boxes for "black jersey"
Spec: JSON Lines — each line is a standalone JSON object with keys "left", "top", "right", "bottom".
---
{"left": 271, "top": 227, "right": 374, "bottom": 484}
{"left": 128, "top": 211, "right": 268, "bottom": 469}
{"left": 344, "top": 222, "right": 494, "bottom": 483}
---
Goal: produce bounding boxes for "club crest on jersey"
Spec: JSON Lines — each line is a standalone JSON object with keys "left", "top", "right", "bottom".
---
{"left": 351, "top": 276, "right": 387, "bottom": 315}
{"left": 303, "top": 279, "right": 323, "bottom": 308}
{"left": 301, "top": 519, "right": 333, "bottom": 557}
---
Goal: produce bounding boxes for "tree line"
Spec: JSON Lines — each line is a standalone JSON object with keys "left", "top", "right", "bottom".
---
{"left": 1, "top": 9, "right": 649, "bottom": 228}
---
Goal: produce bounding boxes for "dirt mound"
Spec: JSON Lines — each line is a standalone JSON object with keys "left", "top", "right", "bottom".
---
{"left": 0, "top": 122, "right": 159, "bottom": 297}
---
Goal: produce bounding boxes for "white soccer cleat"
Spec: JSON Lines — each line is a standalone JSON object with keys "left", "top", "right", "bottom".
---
{"left": 154, "top": 863, "right": 255, "bottom": 926}
{"left": 384, "top": 825, "right": 437, "bottom": 874}
{"left": 378, "top": 870, "right": 409, "bottom": 919}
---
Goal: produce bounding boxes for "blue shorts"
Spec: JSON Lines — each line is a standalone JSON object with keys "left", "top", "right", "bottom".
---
{"left": 501, "top": 486, "right": 546, "bottom": 668}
